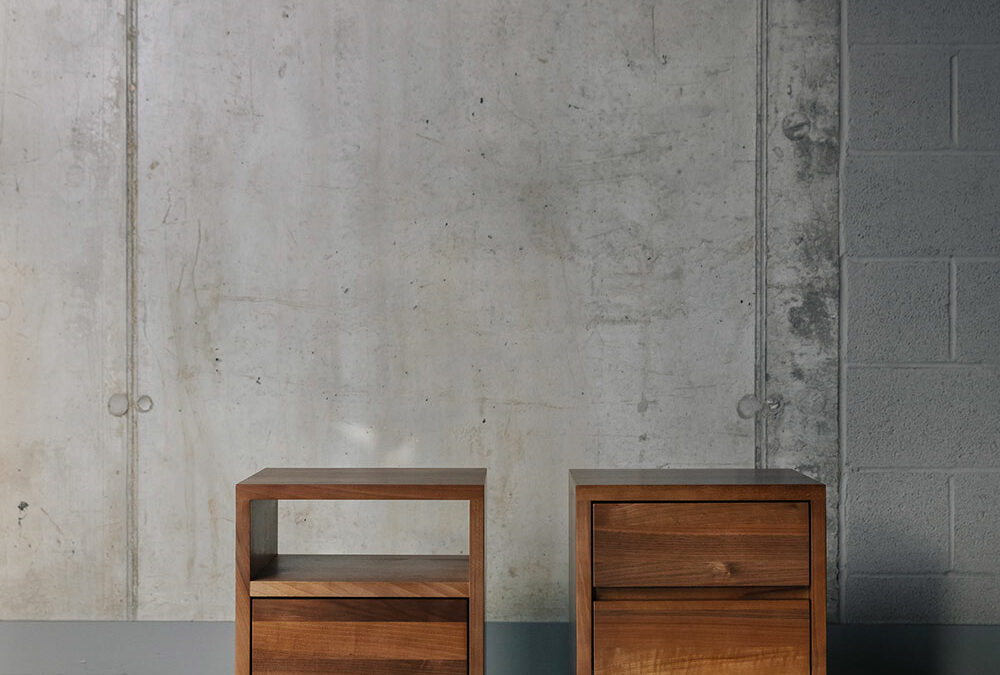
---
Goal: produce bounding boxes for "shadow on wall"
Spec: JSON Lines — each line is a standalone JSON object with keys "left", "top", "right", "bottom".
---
{"left": 829, "top": 624, "right": 1000, "bottom": 675}
{"left": 487, "top": 622, "right": 571, "bottom": 675}
{"left": 840, "top": 486, "right": 953, "bottom": 671}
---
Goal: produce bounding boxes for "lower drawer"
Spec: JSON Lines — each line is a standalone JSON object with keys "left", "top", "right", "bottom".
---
{"left": 594, "top": 599, "right": 810, "bottom": 675}
{"left": 252, "top": 598, "right": 468, "bottom": 674}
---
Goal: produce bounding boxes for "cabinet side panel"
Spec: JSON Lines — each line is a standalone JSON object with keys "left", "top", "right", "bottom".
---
{"left": 574, "top": 492, "right": 593, "bottom": 675}
{"left": 469, "top": 494, "right": 485, "bottom": 675}
{"left": 811, "top": 490, "right": 827, "bottom": 674}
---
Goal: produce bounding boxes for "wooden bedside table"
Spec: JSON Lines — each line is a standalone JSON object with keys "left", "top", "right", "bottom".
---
{"left": 236, "top": 468, "right": 485, "bottom": 675}
{"left": 570, "top": 469, "right": 825, "bottom": 675}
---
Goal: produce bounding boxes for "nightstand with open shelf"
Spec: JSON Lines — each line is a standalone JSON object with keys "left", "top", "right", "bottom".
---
{"left": 236, "top": 467, "right": 486, "bottom": 675}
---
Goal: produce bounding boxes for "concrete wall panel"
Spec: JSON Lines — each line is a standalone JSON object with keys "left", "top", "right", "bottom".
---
{"left": 0, "top": 0, "right": 127, "bottom": 618}
{"left": 958, "top": 49, "right": 1000, "bottom": 149}
{"left": 843, "top": 0, "right": 1000, "bottom": 624}
{"left": 953, "top": 473, "right": 1000, "bottom": 574}
{"left": 844, "top": 155, "right": 1000, "bottom": 257}
{"left": 763, "top": 0, "right": 841, "bottom": 617}
{"left": 844, "top": 471, "right": 950, "bottom": 574}
{"left": 135, "top": 0, "right": 759, "bottom": 621}
{"left": 956, "top": 261, "right": 1000, "bottom": 363}
{"left": 846, "top": 367, "right": 1000, "bottom": 468}
{"left": 846, "top": 260, "right": 950, "bottom": 363}
{"left": 849, "top": 0, "right": 1000, "bottom": 45}
{"left": 849, "top": 47, "right": 951, "bottom": 150}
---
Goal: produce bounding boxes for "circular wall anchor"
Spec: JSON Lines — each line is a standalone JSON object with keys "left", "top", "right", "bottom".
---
{"left": 737, "top": 395, "right": 761, "bottom": 419}
{"left": 782, "top": 112, "right": 812, "bottom": 141}
{"left": 108, "top": 393, "right": 129, "bottom": 417}
{"left": 136, "top": 395, "right": 154, "bottom": 413}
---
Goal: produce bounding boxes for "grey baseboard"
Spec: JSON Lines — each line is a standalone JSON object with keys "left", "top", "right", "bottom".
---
{"left": 1, "top": 621, "right": 998, "bottom": 674}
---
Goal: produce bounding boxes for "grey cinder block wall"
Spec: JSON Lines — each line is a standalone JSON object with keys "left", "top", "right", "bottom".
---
{"left": 843, "top": 0, "right": 1000, "bottom": 623}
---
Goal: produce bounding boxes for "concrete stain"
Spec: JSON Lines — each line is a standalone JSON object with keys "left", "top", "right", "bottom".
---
{"left": 788, "top": 287, "right": 834, "bottom": 349}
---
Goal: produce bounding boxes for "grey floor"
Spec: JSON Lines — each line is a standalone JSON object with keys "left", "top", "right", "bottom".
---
{"left": 1, "top": 622, "right": 998, "bottom": 674}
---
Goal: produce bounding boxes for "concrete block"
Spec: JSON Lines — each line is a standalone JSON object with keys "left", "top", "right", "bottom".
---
{"left": 959, "top": 49, "right": 1000, "bottom": 151}
{"left": 846, "top": 574, "right": 1000, "bottom": 624}
{"left": 849, "top": 0, "right": 1000, "bottom": 45}
{"left": 845, "top": 471, "right": 950, "bottom": 573}
{"left": 846, "top": 367, "right": 1000, "bottom": 467}
{"left": 850, "top": 48, "right": 950, "bottom": 150}
{"left": 845, "top": 156, "right": 1000, "bottom": 256}
{"left": 954, "top": 473, "right": 1000, "bottom": 573}
{"left": 956, "top": 261, "right": 1000, "bottom": 362}
{"left": 846, "top": 260, "right": 950, "bottom": 362}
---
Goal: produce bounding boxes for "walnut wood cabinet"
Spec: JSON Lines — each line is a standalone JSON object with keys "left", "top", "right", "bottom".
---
{"left": 571, "top": 469, "right": 825, "bottom": 675}
{"left": 236, "top": 468, "right": 485, "bottom": 675}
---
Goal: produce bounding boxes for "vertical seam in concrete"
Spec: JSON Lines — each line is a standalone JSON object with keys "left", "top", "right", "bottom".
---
{"left": 838, "top": 0, "right": 850, "bottom": 624}
{"left": 951, "top": 53, "right": 959, "bottom": 146}
{"left": 950, "top": 257, "right": 958, "bottom": 361}
{"left": 948, "top": 474, "right": 956, "bottom": 570}
{"left": 754, "top": 0, "right": 768, "bottom": 469}
{"left": 125, "top": 0, "right": 139, "bottom": 621}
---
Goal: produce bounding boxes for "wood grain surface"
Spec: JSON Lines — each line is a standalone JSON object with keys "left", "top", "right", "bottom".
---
{"left": 571, "top": 468, "right": 822, "bottom": 487}
{"left": 593, "top": 501, "right": 810, "bottom": 587}
{"left": 238, "top": 468, "right": 486, "bottom": 501}
{"left": 469, "top": 493, "right": 486, "bottom": 675}
{"left": 252, "top": 598, "right": 467, "bottom": 674}
{"left": 236, "top": 468, "right": 485, "bottom": 675}
{"left": 571, "top": 470, "right": 825, "bottom": 675}
{"left": 593, "top": 600, "right": 811, "bottom": 675}
{"left": 249, "top": 554, "right": 469, "bottom": 598}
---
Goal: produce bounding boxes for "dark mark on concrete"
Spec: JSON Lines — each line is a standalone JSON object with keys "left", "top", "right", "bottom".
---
{"left": 788, "top": 288, "right": 834, "bottom": 349}
{"left": 782, "top": 112, "right": 811, "bottom": 141}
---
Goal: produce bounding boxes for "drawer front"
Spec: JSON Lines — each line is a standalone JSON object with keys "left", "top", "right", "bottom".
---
{"left": 594, "top": 600, "right": 811, "bottom": 675}
{"left": 252, "top": 598, "right": 467, "bottom": 674}
{"left": 593, "top": 501, "right": 810, "bottom": 587}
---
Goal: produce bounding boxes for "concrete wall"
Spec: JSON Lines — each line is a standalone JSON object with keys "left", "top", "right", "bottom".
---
{"left": 0, "top": 0, "right": 128, "bottom": 618}
{"left": 6, "top": 0, "right": 838, "bottom": 622}
{"left": 134, "top": 0, "right": 760, "bottom": 622}
{"left": 843, "top": 0, "right": 1000, "bottom": 623}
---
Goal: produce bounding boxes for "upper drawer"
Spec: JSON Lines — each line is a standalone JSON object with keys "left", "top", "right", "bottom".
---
{"left": 593, "top": 501, "right": 810, "bottom": 587}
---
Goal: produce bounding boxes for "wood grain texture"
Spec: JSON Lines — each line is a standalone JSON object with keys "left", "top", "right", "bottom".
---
{"left": 469, "top": 493, "right": 485, "bottom": 675}
{"left": 237, "top": 468, "right": 484, "bottom": 675}
{"left": 235, "top": 495, "right": 250, "bottom": 675}
{"left": 810, "top": 488, "right": 828, "bottom": 674}
{"left": 572, "top": 486, "right": 593, "bottom": 675}
{"left": 595, "top": 586, "right": 809, "bottom": 601}
{"left": 253, "top": 597, "right": 468, "bottom": 622}
{"left": 237, "top": 495, "right": 276, "bottom": 675}
{"left": 249, "top": 554, "right": 469, "bottom": 598}
{"left": 252, "top": 599, "right": 467, "bottom": 673}
{"left": 593, "top": 501, "right": 810, "bottom": 587}
{"left": 570, "top": 468, "right": 821, "bottom": 486}
{"left": 249, "top": 500, "right": 278, "bottom": 579}
{"left": 594, "top": 600, "right": 811, "bottom": 675}
{"left": 238, "top": 468, "right": 485, "bottom": 501}
{"left": 571, "top": 470, "right": 826, "bottom": 675}
{"left": 251, "top": 659, "right": 466, "bottom": 675}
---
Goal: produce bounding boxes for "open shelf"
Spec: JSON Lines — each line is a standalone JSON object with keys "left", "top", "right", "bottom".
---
{"left": 236, "top": 467, "right": 485, "bottom": 675}
{"left": 249, "top": 553, "right": 470, "bottom": 598}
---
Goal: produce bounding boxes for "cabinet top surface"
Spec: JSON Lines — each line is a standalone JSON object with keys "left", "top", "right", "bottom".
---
{"left": 569, "top": 468, "right": 822, "bottom": 487}
{"left": 238, "top": 467, "right": 486, "bottom": 487}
